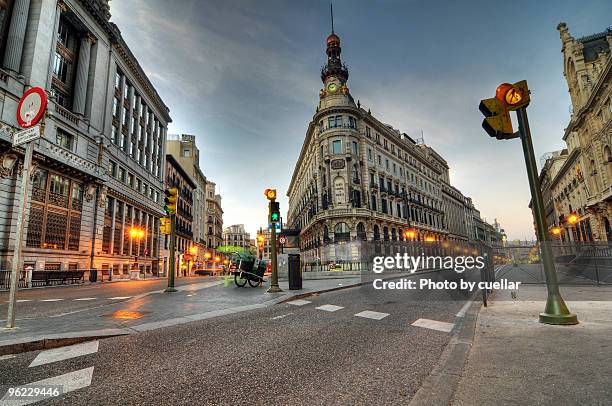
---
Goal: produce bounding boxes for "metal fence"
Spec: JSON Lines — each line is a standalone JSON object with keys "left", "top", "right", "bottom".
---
{"left": 0, "top": 269, "right": 90, "bottom": 290}
{"left": 0, "top": 270, "right": 28, "bottom": 290}
{"left": 492, "top": 242, "right": 612, "bottom": 285}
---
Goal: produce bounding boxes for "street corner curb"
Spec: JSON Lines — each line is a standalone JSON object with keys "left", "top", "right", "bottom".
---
{"left": 0, "top": 329, "right": 130, "bottom": 356}
{"left": 408, "top": 298, "right": 482, "bottom": 406}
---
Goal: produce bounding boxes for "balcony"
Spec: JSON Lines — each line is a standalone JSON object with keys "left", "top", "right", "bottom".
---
{"left": 319, "top": 123, "right": 358, "bottom": 134}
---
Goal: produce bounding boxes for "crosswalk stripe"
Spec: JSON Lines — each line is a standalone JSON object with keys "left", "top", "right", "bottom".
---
{"left": 39, "top": 299, "right": 63, "bottom": 302}
{"left": 412, "top": 318, "right": 454, "bottom": 332}
{"left": 17, "top": 300, "right": 32, "bottom": 303}
{"left": 73, "top": 298, "right": 97, "bottom": 301}
{"left": 355, "top": 310, "right": 389, "bottom": 320}
{"left": 108, "top": 296, "right": 131, "bottom": 300}
{"left": 315, "top": 304, "right": 344, "bottom": 312}
{"left": 29, "top": 341, "right": 99, "bottom": 368}
{"left": 287, "top": 299, "right": 311, "bottom": 306}
{"left": 0, "top": 367, "right": 94, "bottom": 405}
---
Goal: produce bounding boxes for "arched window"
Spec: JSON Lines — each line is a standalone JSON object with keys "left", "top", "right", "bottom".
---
{"left": 323, "top": 225, "right": 330, "bottom": 243}
{"left": 373, "top": 225, "right": 380, "bottom": 241}
{"left": 357, "top": 222, "right": 366, "bottom": 240}
{"left": 383, "top": 226, "right": 389, "bottom": 241}
{"left": 604, "top": 145, "right": 612, "bottom": 181}
{"left": 590, "top": 159, "right": 601, "bottom": 192}
{"left": 391, "top": 228, "right": 397, "bottom": 241}
{"left": 334, "top": 222, "right": 350, "bottom": 242}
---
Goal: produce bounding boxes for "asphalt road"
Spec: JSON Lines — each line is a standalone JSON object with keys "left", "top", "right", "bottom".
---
{"left": 0, "top": 270, "right": 477, "bottom": 405}
{"left": 0, "top": 276, "right": 223, "bottom": 321}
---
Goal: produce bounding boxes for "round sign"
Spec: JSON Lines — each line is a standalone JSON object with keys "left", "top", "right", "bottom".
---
{"left": 279, "top": 236, "right": 287, "bottom": 245}
{"left": 17, "top": 87, "right": 47, "bottom": 128}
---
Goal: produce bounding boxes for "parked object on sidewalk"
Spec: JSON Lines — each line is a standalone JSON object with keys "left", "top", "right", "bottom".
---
{"left": 288, "top": 254, "right": 302, "bottom": 290}
{"left": 89, "top": 270, "right": 98, "bottom": 283}
{"left": 231, "top": 253, "right": 268, "bottom": 288}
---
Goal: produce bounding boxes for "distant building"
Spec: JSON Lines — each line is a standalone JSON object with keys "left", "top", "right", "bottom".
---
{"left": 222, "top": 224, "right": 250, "bottom": 250}
{"left": 206, "top": 181, "right": 223, "bottom": 248}
{"left": 163, "top": 154, "right": 196, "bottom": 276}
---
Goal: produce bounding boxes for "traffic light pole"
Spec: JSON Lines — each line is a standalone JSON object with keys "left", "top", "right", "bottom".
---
{"left": 516, "top": 107, "right": 577, "bottom": 325}
{"left": 267, "top": 201, "right": 282, "bottom": 293}
{"left": 165, "top": 215, "right": 177, "bottom": 293}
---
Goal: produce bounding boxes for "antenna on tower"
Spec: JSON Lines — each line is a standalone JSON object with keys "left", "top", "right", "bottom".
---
{"left": 330, "top": 3, "right": 334, "bottom": 33}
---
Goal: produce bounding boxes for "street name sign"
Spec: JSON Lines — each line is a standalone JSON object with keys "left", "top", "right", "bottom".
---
{"left": 12, "top": 125, "right": 40, "bottom": 147}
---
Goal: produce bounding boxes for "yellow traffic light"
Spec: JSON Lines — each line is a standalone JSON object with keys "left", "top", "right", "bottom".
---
{"left": 264, "top": 189, "right": 277, "bottom": 200}
{"left": 160, "top": 217, "right": 171, "bottom": 235}
{"left": 496, "top": 80, "right": 530, "bottom": 110}
{"left": 479, "top": 98, "right": 514, "bottom": 139}
{"left": 164, "top": 188, "right": 178, "bottom": 215}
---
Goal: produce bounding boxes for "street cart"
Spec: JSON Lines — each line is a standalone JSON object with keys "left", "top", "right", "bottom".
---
{"left": 232, "top": 253, "right": 268, "bottom": 288}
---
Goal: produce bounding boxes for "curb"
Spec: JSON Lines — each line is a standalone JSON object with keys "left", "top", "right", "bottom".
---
{"left": 408, "top": 295, "right": 482, "bottom": 406}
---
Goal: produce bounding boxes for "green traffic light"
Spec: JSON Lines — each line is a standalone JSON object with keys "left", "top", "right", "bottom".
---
{"left": 271, "top": 213, "right": 279, "bottom": 222}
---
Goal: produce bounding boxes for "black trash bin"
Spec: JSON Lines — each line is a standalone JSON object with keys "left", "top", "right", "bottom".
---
{"left": 89, "top": 269, "right": 98, "bottom": 283}
{"left": 288, "top": 254, "right": 302, "bottom": 290}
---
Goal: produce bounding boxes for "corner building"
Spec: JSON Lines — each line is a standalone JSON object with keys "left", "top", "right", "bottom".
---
{"left": 288, "top": 29, "right": 459, "bottom": 262}
{"left": 0, "top": 0, "right": 169, "bottom": 276}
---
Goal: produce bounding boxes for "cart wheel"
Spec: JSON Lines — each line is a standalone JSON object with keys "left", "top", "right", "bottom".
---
{"left": 248, "top": 278, "right": 261, "bottom": 288}
{"left": 234, "top": 274, "right": 247, "bottom": 287}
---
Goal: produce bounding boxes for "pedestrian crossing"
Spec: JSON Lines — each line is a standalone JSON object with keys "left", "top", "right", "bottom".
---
{"left": 0, "top": 340, "right": 99, "bottom": 405}
{"left": 285, "top": 299, "right": 458, "bottom": 331}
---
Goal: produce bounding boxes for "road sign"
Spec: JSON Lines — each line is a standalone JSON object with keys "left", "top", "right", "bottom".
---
{"left": 12, "top": 125, "right": 41, "bottom": 147}
{"left": 268, "top": 222, "right": 281, "bottom": 233}
{"left": 17, "top": 87, "right": 47, "bottom": 128}
{"left": 278, "top": 236, "right": 287, "bottom": 245}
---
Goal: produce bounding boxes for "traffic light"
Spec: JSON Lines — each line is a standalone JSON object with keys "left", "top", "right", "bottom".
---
{"left": 496, "top": 80, "right": 530, "bottom": 111}
{"left": 270, "top": 201, "right": 280, "bottom": 223}
{"left": 256, "top": 233, "right": 265, "bottom": 250}
{"left": 264, "top": 188, "right": 277, "bottom": 200}
{"left": 164, "top": 188, "right": 178, "bottom": 215}
{"left": 160, "top": 217, "right": 171, "bottom": 235}
{"left": 479, "top": 97, "right": 514, "bottom": 140}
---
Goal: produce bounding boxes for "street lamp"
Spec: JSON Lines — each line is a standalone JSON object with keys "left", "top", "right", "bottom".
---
{"left": 567, "top": 213, "right": 578, "bottom": 225}
{"left": 129, "top": 226, "right": 146, "bottom": 271}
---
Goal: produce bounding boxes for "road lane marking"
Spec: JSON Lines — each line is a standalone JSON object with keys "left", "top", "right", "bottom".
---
{"left": 39, "top": 299, "right": 63, "bottom": 302}
{"left": 73, "top": 298, "right": 97, "bottom": 301}
{"left": 17, "top": 300, "right": 32, "bottom": 303}
{"left": 0, "top": 354, "right": 15, "bottom": 361}
{"left": 29, "top": 341, "right": 99, "bottom": 368}
{"left": 271, "top": 313, "right": 293, "bottom": 320}
{"left": 287, "top": 299, "right": 311, "bottom": 306}
{"left": 316, "top": 304, "right": 344, "bottom": 312}
{"left": 412, "top": 318, "right": 454, "bottom": 333}
{"left": 456, "top": 300, "right": 473, "bottom": 318}
{"left": 0, "top": 367, "right": 94, "bottom": 405}
{"left": 108, "top": 296, "right": 131, "bottom": 300}
{"left": 355, "top": 310, "right": 389, "bottom": 320}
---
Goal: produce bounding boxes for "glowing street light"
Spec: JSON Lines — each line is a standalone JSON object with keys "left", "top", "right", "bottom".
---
{"left": 551, "top": 226, "right": 561, "bottom": 236}
{"left": 567, "top": 214, "right": 578, "bottom": 225}
{"left": 204, "top": 251, "right": 212, "bottom": 260}
{"left": 189, "top": 246, "right": 198, "bottom": 256}
{"left": 404, "top": 229, "right": 416, "bottom": 240}
{"left": 424, "top": 236, "right": 435, "bottom": 242}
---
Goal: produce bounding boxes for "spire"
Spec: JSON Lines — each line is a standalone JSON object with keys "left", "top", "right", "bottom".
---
{"left": 321, "top": 4, "right": 348, "bottom": 83}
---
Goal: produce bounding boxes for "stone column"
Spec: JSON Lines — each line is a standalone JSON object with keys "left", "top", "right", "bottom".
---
{"left": 72, "top": 33, "right": 95, "bottom": 115}
{"left": 3, "top": 0, "right": 31, "bottom": 73}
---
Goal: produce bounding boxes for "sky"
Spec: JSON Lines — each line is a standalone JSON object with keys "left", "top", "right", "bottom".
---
{"left": 110, "top": 0, "right": 611, "bottom": 240}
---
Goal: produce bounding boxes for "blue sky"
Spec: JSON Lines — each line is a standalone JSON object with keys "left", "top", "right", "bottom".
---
{"left": 110, "top": 0, "right": 611, "bottom": 240}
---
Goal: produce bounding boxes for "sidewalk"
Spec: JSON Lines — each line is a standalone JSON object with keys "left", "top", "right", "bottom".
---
{"left": 451, "top": 285, "right": 612, "bottom": 405}
{"left": 0, "top": 275, "right": 361, "bottom": 354}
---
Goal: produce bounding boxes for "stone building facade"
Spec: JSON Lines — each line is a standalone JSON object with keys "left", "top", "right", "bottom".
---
{"left": 205, "top": 180, "right": 223, "bottom": 249}
{"left": 163, "top": 154, "right": 195, "bottom": 276}
{"left": 546, "top": 23, "right": 612, "bottom": 242}
{"left": 287, "top": 27, "right": 496, "bottom": 262}
{"left": 0, "top": 0, "right": 170, "bottom": 276}
{"left": 222, "top": 224, "right": 250, "bottom": 250}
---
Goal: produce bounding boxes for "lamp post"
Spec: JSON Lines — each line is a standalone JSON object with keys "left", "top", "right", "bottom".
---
{"left": 129, "top": 226, "right": 145, "bottom": 278}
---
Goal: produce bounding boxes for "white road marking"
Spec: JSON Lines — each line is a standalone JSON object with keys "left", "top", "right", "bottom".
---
{"left": 39, "top": 299, "right": 63, "bottom": 302}
{"left": 0, "top": 354, "right": 15, "bottom": 361}
{"left": 316, "top": 304, "right": 344, "bottom": 312}
{"left": 73, "top": 298, "right": 97, "bottom": 301}
{"left": 456, "top": 300, "right": 473, "bottom": 318}
{"left": 17, "top": 300, "right": 32, "bottom": 303}
{"left": 412, "top": 318, "right": 454, "bottom": 333}
{"left": 108, "top": 296, "right": 131, "bottom": 300}
{"left": 186, "top": 294, "right": 194, "bottom": 297}
{"left": 271, "top": 313, "right": 293, "bottom": 320}
{"left": 29, "top": 341, "right": 99, "bottom": 368}
{"left": 0, "top": 367, "right": 94, "bottom": 405}
{"left": 355, "top": 310, "right": 389, "bottom": 320}
{"left": 287, "top": 299, "right": 311, "bottom": 306}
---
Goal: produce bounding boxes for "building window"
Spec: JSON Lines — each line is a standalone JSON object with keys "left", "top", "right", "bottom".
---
{"left": 127, "top": 173, "right": 134, "bottom": 188}
{"left": 56, "top": 129, "right": 73, "bottom": 150}
{"left": 111, "top": 125, "right": 119, "bottom": 144}
{"left": 332, "top": 140, "right": 342, "bottom": 155}
{"left": 183, "top": 149, "right": 191, "bottom": 157}
{"left": 108, "top": 160, "right": 116, "bottom": 177}
{"left": 27, "top": 169, "right": 82, "bottom": 251}
{"left": 352, "top": 141, "right": 358, "bottom": 155}
{"left": 118, "top": 167, "right": 126, "bottom": 183}
{"left": 51, "top": 17, "right": 78, "bottom": 109}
